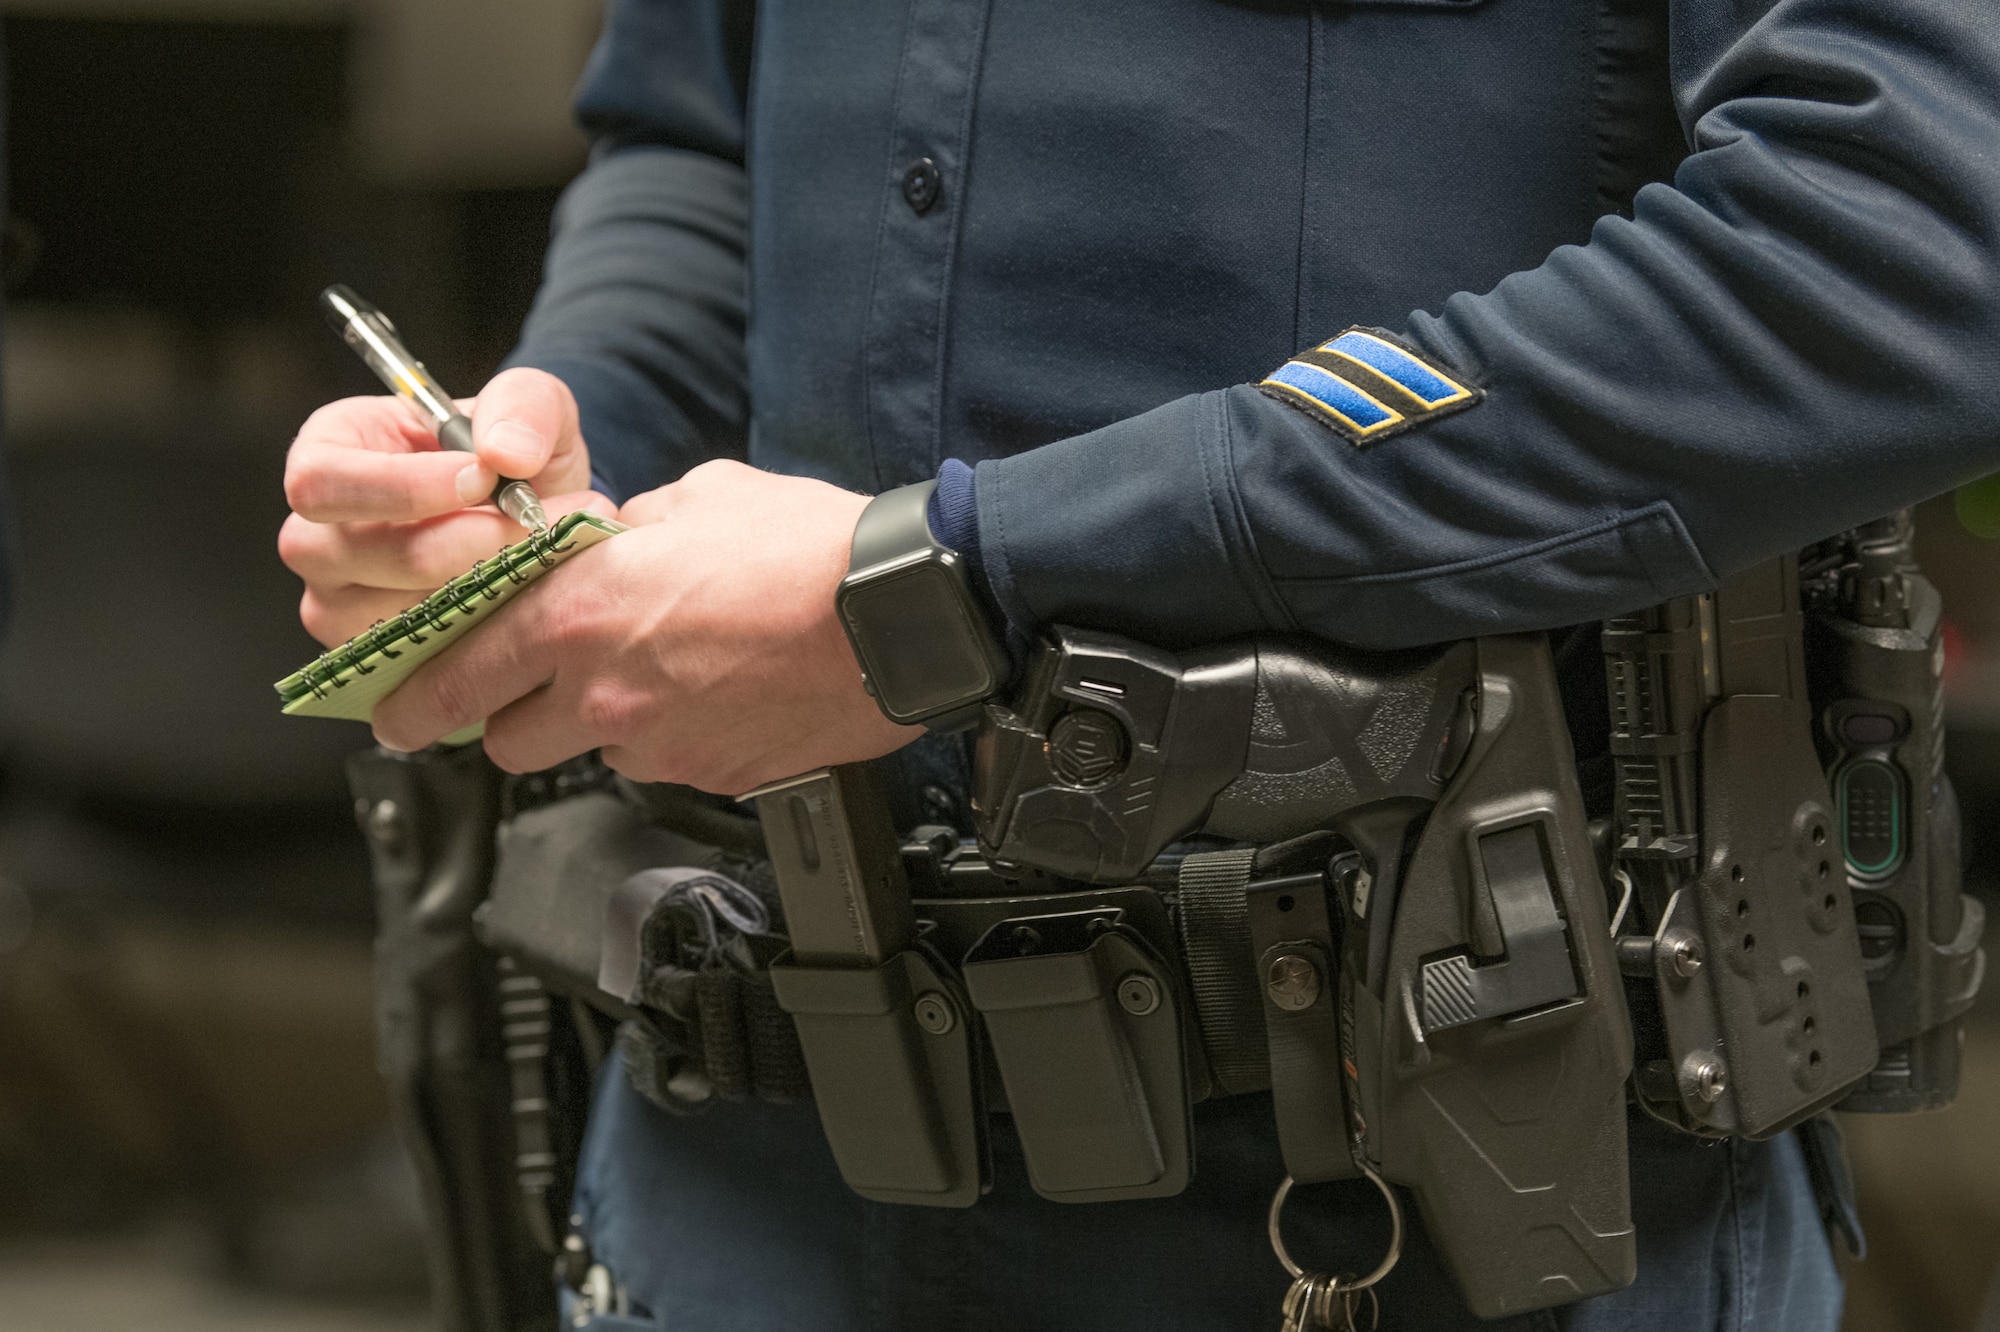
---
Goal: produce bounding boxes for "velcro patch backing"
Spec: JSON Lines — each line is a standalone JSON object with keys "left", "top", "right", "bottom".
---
{"left": 1259, "top": 328, "right": 1482, "bottom": 445}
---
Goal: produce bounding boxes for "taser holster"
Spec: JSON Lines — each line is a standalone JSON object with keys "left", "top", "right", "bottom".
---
{"left": 1350, "top": 635, "right": 1633, "bottom": 1314}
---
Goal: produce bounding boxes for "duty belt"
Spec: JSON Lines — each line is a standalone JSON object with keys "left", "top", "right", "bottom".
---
{"left": 454, "top": 526, "right": 1983, "bottom": 1325}
{"left": 476, "top": 772, "right": 1319, "bottom": 1126}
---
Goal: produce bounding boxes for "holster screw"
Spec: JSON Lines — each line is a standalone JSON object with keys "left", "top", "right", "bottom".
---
{"left": 1687, "top": 1056, "right": 1728, "bottom": 1104}
{"left": 913, "top": 991, "right": 957, "bottom": 1036}
{"left": 1664, "top": 930, "right": 1703, "bottom": 978}
{"left": 1265, "top": 954, "right": 1323, "bottom": 1011}
{"left": 1116, "top": 972, "right": 1161, "bottom": 1016}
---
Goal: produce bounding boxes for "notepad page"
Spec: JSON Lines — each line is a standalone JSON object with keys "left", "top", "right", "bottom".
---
{"left": 275, "top": 511, "right": 626, "bottom": 725}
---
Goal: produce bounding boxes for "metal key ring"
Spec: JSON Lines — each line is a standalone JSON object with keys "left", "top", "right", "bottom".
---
{"left": 1266, "top": 1166, "right": 1405, "bottom": 1293}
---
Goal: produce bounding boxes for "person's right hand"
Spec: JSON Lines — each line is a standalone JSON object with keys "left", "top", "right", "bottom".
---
{"left": 279, "top": 367, "right": 616, "bottom": 647}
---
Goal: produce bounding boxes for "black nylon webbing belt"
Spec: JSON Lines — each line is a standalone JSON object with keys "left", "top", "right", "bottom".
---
{"left": 1176, "top": 847, "right": 1271, "bottom": 1095}
{"left": 689, "top": 969, "right": 811, "bottom": 1101}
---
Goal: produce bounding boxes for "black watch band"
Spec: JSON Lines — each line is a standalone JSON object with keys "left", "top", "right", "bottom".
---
{"left": 835, "top": 480, "right": 1010, "bottom": 731}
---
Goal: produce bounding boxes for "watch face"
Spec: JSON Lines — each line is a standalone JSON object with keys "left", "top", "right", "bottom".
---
{"left": 840, "top": 560, "right": 1000, "bottom": 723}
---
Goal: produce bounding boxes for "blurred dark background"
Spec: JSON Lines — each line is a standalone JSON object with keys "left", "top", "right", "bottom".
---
{"left": 0, "top": 5, "right": 1994, "bottom": 1331}
{"left": 0, "top": 3, "right": 595, "bottom": 1327}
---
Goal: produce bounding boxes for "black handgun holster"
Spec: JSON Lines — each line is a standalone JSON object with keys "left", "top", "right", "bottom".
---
{"left": 351, "top": 743, "right": 554, "bottom": 1332}
{"left": 1353, "top": 635, "right": 1634, "bottom": 1317}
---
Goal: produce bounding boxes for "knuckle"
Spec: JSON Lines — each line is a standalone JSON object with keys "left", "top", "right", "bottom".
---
{"left": 599, "top": 748, "right": 660, "bottom": 784}
{"left": 299, "top": 593, "right": 338, "bottom": 645}
{"left": 618, "top": 489, "right": 669, "bottom": 527}
{"left": 294, "top": 396, "right": 379, "bottom": 449}
{"left": 479, "top": 731, "right": 532, "bottom": 775}
{"left": 577, "top": 681, "right": 642, "bottom": 740}
{"left": 374, "top": 721, "right": 427, "bottom": 757}
{"left": 486, "top": 366, "right": 565, "bottom": 421}
{"left": 604, "top": 741, "right": 718, "bottom": 792}
{"left": 677, "top": 461, "right": 721, "bottom": 498}
{"left": 293, "top": 399, "right": 348, "bottom": 439}
{"left": 416, "top": 669, "right": 480, "bottom": 736}
{"left": 283, "top": 459, "right": 323, "bottom": 516}
{"left": 540, "top": 589, "right": 603, "bottom": 652}
{"left": 403, "top": 524, "right": 463, "bottom": 588}
{"left": 684, "top": 458, "right": 742, "bottom": 488}
{"left": 276, "top": 515, "right": 314, "bottom": 572}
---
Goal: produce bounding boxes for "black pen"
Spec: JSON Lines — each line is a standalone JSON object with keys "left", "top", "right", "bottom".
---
{"left": 319, "top": 284, "right": 551, "bottom": 533}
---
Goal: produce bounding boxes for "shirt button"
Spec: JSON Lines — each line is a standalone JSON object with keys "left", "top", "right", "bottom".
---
{"left": 902, "top": 158, "right": 942, "bottom": 215}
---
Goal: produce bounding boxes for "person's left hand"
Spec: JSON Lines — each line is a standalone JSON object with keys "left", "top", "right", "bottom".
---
{"left": 369, "top": 459, "right": 921, "bottom": 794}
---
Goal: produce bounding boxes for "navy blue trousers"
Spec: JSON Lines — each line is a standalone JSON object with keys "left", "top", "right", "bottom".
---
{"left": 565, "top": 1055, "right": 1841, "bottom": 1331}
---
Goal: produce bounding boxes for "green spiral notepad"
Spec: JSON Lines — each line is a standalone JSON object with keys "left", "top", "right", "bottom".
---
{"left": 274, "top": 511, "right": 626, "bottom": 737}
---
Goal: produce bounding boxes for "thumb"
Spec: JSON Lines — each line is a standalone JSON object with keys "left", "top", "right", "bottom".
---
{"left": 467, "top": 368, "right": 590, "bottom": 494}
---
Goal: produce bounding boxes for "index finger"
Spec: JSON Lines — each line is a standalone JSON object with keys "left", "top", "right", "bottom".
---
{"left": 286, "top": 394, "right": 487, "bottom": 523}
{"left": 285, "top": 439, "right": 488, "bottom": 524}
{"left": 294, "top": 393, "right": 446, "bottom": 456}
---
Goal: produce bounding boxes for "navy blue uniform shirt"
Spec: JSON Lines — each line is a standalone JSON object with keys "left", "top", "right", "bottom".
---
{"left": 510, "top": 0, "right": 2000, "bottom": 652}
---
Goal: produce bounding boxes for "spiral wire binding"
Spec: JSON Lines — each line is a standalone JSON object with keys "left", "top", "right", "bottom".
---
{"left": 282, "top": 517, "right": 589, "bottom": 705}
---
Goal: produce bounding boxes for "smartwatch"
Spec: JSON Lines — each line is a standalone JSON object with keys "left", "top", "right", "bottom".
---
{"left": 835, "top": 480, "right": 1011, "bottom": 731}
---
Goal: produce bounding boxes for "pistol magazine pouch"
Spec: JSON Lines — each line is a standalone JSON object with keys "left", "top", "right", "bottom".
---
{"left": 963, "top": 910, "right": 1192, "bottom": 1202}
{"left": 1357, "top": 636, "right": 1636, "bottom": 1318}
{"left": 757, "top": 767, "right": 990, "bottom": 1207}
{"left": 769, "top": 947, "right": 987, "bottom": 1207}
{"left": 757, "top": 761, "right": 1201, "bottom": 1208}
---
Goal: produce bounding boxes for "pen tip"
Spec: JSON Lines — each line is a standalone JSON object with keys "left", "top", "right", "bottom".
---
{"left": 500, "top": 483, "right": 552, "bottom": 535}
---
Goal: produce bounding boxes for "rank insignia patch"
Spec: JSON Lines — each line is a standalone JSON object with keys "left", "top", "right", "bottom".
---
{"left": 1258, "top": 328, "right": 1482, "bottom": 445}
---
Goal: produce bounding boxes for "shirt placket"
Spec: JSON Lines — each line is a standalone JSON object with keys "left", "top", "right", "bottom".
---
{"left": 861, "top": 0, "right": 994, "bottom": 491}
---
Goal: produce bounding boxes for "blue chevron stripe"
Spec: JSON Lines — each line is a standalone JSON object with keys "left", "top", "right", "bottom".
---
{"left": 1262, "top": 360, "right": 1402, "bottom": 434}
{"left": 1322, "top": 331, "right": 1474, "bottom": 408}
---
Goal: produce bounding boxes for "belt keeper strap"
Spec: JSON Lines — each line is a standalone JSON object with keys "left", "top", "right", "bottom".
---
{"left": 1177, "top": 848, "right": 1271, "bottom": 1095}
{"left": 741, "top": 975, "right": 812, "bottom": 1101}
{"left": 691, "top": 969, "right": 812, "bottom": 1103}
{"left": 694, "top": 971, "right": 750, "bottom": 1099}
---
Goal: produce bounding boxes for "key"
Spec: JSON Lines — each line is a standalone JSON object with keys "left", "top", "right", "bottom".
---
{"left": 1330, "top": 1283, "right": 1380, "bottom": 1332}
{"left": 1280, "top": 1273, "right": 1320, "bottom": 1331}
